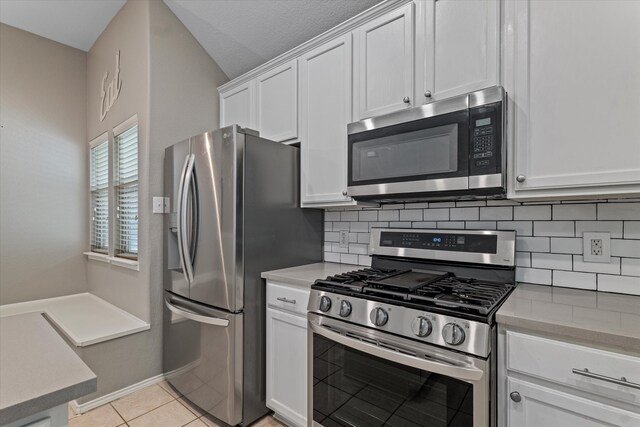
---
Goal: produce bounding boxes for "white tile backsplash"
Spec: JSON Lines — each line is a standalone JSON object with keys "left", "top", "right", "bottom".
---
{"left": 323, "top": 199, "right": 640, "bottom": 295}
{"left": 553, "top": 270, "right": 597, "bottom": 290}
{"left": 553, "top": 204, "right": 597, "bottom": 220}
{"left": 514, "top": 205, "right": 552, "bottom": 220}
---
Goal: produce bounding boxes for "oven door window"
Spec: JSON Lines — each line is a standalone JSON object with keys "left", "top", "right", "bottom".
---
{"left": 313, "top": 334, "right": 473, "bottom": 427}
{"left": 348, "top": 110, "right": 469, "bottom": 186}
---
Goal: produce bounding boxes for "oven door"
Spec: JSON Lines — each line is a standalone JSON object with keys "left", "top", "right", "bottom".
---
{"left": 308, "top": 313, "right": 489, "bottom": 427}
{"left": 347, "top": 108, "right": 470, "bottom": 199}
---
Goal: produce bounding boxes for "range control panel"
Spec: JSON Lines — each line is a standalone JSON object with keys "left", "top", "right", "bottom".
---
{"left": 379, "top": 231, "right": 498, "bottom": 254}
{"left": 469, "top": 101, "right": 502, "bottom": 175}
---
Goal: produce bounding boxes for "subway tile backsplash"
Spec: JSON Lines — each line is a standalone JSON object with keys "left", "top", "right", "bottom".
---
{"left": 323, "top": 200, "right": 640, "bottom": 295}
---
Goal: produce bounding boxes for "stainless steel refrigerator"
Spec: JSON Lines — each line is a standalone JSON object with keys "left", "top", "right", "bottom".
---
{"left": 163, "top": 125, "right": 322, "bottom": 426}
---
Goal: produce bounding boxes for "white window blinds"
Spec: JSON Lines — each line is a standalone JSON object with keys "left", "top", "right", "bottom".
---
{"left": 114, "top": 123, "right": 138, "bottom": 260}
{"left": 90, "top": 139, "right": 109, "bottom": 253}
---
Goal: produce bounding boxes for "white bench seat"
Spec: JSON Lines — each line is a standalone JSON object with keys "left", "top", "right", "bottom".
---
{"left": 0, "top": 293, "right": 150, "bottom": 347}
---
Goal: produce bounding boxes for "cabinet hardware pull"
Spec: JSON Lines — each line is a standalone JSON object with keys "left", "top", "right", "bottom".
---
{"left": 509, "top": 391, "right": 521, "bottom": 402}
{"left": 403, "top": 96, "right": 411, "bottom": 104}
{"left": 572, "top": 368, "right": 640, "bottom": 390}
{"left": 277, "top": 297, "right": 297, "bottom": 304}
{"left": 424, "top": 90, "right": 432, "bottom": 98}
{"left": 516, "top": 175, "right": 526, "bottom": 183}
{"left": 342, "top": 190, "right": 348, "bottom": 196}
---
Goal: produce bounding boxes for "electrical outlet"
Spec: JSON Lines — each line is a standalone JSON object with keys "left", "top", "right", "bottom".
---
{"left": 583, "top": 232, "right": 611, "bottom": 263}
{"left": 152, "top": 197, "right": 170, "bottom": 214}
{"left": 339, "top": 230, "right": 349, "bottom": 248}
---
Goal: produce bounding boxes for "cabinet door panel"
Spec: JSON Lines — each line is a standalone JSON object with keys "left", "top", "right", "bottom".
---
{"left": 354, "top": 3, "right": 414, "bottom": 119}
{"left": 256, "top": 61, "right": 298, "bottom": 142}
{"left": 220, "top": 81, "right": 255, "bottom": 129}
{"left": 508, "top": 378, "right": 640, "bottom": 427}
{"left": 506, "top": 0, "right": 640, "bottom": 198}
{"left": 266, "top": 308, "right": 307, "bottom": 427}
{"left": 299, "top": 34, "right": 354, "bottom": 206}
{"left": 431, "top": 0, "right": 498, "bottom": 101}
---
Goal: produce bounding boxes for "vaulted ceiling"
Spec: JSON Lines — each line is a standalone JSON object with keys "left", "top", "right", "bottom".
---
{"left": 0, "top": 0, "right": 381, "bottom": 79}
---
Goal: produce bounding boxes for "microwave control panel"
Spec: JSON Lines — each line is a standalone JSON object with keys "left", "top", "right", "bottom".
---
{"left": 469, "top": 102, "right": 502, "bottom": 175}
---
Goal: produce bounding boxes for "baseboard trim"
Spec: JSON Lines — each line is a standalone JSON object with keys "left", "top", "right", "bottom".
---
{"left": 70, "top": 373, "right": 165, "bottom": 414}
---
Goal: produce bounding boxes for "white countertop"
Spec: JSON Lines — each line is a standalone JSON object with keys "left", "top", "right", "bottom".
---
{"left": 497, "top": 284, "right": 640, "bottom": 353}
{"left": 0, "top": 313, "right": 97, "bottom": 424}
{"left": 261, "top": 262, "right": 360, "bottom": 288}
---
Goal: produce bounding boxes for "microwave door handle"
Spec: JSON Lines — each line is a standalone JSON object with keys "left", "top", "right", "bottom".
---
{"left": 309, "top": 321, "right": 484, "bottom": 382}
{"left": 176, "top": 154, "right": 191, "bottom": 284}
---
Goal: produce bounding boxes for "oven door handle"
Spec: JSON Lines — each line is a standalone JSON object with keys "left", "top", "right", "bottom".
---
{"left": 309, "top": 322, "right": 484, "bottom": 382}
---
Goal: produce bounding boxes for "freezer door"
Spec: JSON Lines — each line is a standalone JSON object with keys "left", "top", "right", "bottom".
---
{"left": 188, "top": 127, "right": 244, "bottom": 311}
{"left": 164, "top": 139, "right": 191, "bottom": 299}
{"left": 163, "top": 292, "right": 243, "bottom": 425}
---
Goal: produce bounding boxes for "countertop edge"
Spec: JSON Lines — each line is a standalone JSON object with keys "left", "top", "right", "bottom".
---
{"left": 0, "top": 373, "right": 96, "bottom": 425}
{"left": 496, "top": 313, "right": 640, "bottom": 355}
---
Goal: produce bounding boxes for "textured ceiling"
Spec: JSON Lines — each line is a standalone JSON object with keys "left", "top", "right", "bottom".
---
{"left": 163, "top": 0, "right": 381, "bottom": 79}
{"left": 0, "top": 0, "right": 126, "bottom": 51}
{"left": 0, "top": 0, "right": 381, "bottom": 77}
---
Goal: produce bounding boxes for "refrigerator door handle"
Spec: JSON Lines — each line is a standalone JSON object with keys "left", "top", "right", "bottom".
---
{"left": 176, "top": 154, "right": 191, "bottom": 284}
{"left": 180, "top": 154, "right": 196, "bottom": 283}
{"left": 164, "top": 298, "right": 230, "bottom": 327}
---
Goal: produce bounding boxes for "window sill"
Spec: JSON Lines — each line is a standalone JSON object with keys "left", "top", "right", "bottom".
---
{"left": 84, "top": 252, "right": 140, "bottom": 271}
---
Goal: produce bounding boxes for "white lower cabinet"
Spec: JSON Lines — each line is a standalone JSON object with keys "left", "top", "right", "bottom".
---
{"left": 266, "top": 282, "right": 309, "bottom": 427}
{"left": 501, "top": 328, "right": 640, "bottom": 427}
{"left": 507, "top": 378, "right": 640, "bottom": 427}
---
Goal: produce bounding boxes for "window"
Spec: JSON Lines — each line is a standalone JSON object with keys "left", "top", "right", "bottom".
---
{"left": 114, "top": 122, "right": 139, "bottom": 260}
{"left": 87, "top": 115, "right": 139, "bottom": 267}
{"left": 90, "top": 135, "right": 109, "bottom": 254}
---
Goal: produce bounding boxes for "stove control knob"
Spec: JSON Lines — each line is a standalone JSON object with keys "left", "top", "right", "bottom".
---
{"left": 442, "top": 323, "right": 465, "bottom": 346}
{"left": 319, "top": 296, "right": 332, "bottom": 312}
{"left": 339, "top": 300, "right": 352, "bottom": 317}
{"left": 411, "top": 316, "right": 433, "bottom": 337}
{"left": 370, "top": 307, "right": 389, "bottom": 327}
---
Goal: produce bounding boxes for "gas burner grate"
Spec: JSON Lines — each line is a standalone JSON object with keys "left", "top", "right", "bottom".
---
{"left": 410, "top": 277, "right": 513, "bottom": 314}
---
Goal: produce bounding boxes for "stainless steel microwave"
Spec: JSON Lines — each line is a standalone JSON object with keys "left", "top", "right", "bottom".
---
{"left": 347, "top": 86, "right": 506, "bottom": 202}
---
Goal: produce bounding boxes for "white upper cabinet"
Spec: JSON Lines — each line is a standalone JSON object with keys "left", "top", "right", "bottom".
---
{"left": 220, "top": 80, "right": 255, "bottom": 129}
{"left": 299, "top": 34, "right": 356, "bottom": 207}
{"left": 354, "top": 3, "right": 414, "bottom": 119}
{"left": 256, "top": 61, "right": 298, "bottom": 143}
{"left": 505, "top": 0, "right": 640, "bottom": 199}
{"left": 416, "top": 0, "right": 499, "bottom": 103}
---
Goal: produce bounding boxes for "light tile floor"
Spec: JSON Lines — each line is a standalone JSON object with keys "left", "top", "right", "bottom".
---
{"left": 69, "top": 382, "right": 286, "bottom": 427}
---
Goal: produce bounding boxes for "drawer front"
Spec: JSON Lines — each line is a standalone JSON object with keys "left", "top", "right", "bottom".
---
{"left": 266, "top": 282, "right": 310, "bottom": 316}
{"left": 507, "top": 331, "right": 640, "bottom": 407}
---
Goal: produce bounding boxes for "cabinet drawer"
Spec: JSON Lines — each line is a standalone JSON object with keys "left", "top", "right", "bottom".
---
{"left": 266, "top": 282, "right": 310, "bottom": 316}
{"left": 507, "top": 331, "right": 640, "bottom": 407}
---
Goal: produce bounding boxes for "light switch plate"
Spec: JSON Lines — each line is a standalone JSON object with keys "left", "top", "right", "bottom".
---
{"left": 153, "top": 197, "right": 170, "bottom": 214}
{"left": 582, "top": 232, "right": 611, "bottom": 263}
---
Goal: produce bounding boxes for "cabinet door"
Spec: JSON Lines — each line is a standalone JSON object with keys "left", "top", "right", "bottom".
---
{"left": 508, "top": 378, "right": 640, "bottom": 427}
{"left": 220, "top": 80, "right": 255, "bottom": 129}
{"left": 266, "top": 308, "right": 307, "bottom": 427}
{"left": 505, "top": 0, "right": 640, "bottom": 199}
{"left": 417, "top": 0, "right": 498, "bottom": 103}
{"left": 299, "top": 34, "right": 355, "bottom": 207}
{"left": 354, "top": 3, "right": 414, "bottom": 119}
{"left": 256, "top": 61, "right": 298, "bottom": 143}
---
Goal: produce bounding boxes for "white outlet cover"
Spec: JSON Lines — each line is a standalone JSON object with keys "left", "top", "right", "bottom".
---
{"left": 339, "top": 230, "right": 349, "bottom": 248}
{"left": 583, "top": 232, "right": 611, "bottom": 263}
{"left": 152, "top": 196, "right": 169, "bottom": 214}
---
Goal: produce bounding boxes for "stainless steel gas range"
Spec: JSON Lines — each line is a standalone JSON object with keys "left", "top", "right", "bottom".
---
{"left": 307, "top": 228, "right": 516, "bottom": 427}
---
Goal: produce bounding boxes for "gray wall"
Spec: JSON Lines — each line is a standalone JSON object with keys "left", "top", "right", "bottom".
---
{"left": 78, "top": 0, "right": 228, "bottom": 403}
{"left": 0, "top": 23, "right": 88, "bottom": 304}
